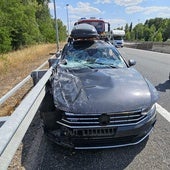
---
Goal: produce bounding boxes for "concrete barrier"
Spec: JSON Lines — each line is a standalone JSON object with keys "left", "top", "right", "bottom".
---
{"left": 124, "top": 42, "right": 170, "bottom": 54}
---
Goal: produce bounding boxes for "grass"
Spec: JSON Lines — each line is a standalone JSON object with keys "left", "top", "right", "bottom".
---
{"left": 0, "top": 43, "right": 57, "bottom": 76}
{"left": 0, "top": 43, "right": 60, "bottom": 117}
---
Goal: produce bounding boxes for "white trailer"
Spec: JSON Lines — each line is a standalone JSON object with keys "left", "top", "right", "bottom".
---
{"left": 109, "top": 30, "right": 125, "bottom": 47}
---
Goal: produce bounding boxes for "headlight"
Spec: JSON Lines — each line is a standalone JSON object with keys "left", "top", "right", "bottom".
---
{"left": 141, "top": 104, "right": 156, "bottom": 116}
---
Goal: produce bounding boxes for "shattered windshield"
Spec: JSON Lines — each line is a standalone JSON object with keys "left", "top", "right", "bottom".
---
{"left": 61, "top": 40, "right": 127, "bottom": 69}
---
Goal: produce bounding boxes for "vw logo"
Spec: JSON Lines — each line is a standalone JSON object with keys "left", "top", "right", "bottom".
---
{"left": 99, "top": 113, "right": 110, "bottom": 126}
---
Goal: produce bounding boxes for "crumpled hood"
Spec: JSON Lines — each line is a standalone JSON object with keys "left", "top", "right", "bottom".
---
{"left": 51, "top": 67, "right": 158, "bottom": 114}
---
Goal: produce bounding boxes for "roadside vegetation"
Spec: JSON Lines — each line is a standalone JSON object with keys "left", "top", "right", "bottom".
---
{"left": 0, "top": 0, "right": 67, "bottom": 54}
{"left": 0, "top": 43, "right": 56, "bottom": 76}
{"left": 124, "top": 18, "right": 170, "bottom": 42}
{"left": 0, "top": 43, "right": 57, "bottom": 116}
{"left": 0, "top": 0, "right": 66, "bottom": 117}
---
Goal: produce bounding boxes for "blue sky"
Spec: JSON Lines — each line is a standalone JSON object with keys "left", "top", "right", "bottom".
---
{"left": 48, "top": 0, "right": 170, "bottom": 32}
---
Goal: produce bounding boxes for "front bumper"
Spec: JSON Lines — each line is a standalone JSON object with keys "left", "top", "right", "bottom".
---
{"left": 45, "top": 105, "right": 157, "bottom": 149}
{"left": 115, "top": 44, "right": 123, "bottom": 48}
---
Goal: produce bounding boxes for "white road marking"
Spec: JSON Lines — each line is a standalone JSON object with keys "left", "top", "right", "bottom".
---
{"left": 156, "top": 103, "right": 170, "bottom": 122}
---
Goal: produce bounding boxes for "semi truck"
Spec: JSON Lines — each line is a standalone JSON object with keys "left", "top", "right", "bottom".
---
{"left": 108, "top": 29, "right": 125, "bottom": 47}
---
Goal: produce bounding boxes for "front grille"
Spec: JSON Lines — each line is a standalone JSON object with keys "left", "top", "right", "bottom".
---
{"left": 57, "top": 110, "right": 146, "bottom": 128}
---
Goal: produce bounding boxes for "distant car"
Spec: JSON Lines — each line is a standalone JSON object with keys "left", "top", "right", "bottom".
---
{"left": 39, "top": 24, "right": 159, "bottom": 149}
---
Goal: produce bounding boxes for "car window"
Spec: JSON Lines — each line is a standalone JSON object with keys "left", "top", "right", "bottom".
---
{"left": 62, "top": 41, "right": 127, "bottom": 68}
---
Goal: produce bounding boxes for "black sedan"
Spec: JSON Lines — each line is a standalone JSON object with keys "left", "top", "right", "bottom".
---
{"left": 40, "top": 37, "right": 159, "bottom": 149}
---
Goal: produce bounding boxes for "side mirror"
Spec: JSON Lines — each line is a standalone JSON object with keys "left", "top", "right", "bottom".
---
{"left": 128, "top": 59, "right": 136, "bottom": 66}
{"left": 59, "top": 59, "right": 67, "bottom": 65}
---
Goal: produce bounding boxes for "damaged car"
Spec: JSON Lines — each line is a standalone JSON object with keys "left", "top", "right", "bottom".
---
{"left": 36, "top": 24, "right": 159, "bottom": 149}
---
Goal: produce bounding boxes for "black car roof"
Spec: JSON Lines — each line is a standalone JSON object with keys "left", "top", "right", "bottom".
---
{"left": 71, "top": 23, "right": 99, "bottom": 39}
{"left": 72, "top": 39, "right": 112, "bottom": 49}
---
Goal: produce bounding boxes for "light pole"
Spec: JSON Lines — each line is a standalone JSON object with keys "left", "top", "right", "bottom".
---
{"left": 66, "top": 4, "right": 70, "bottom": 36}
{"left": 53, "top": 0, "right": 59, "bottom": 51}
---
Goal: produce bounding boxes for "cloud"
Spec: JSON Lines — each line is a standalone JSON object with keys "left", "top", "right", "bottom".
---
{"left": 125, "top": 6, "right": 143, "bottom": 13}
{"left": 48, "top": 2, "right": 60, "bottom": 10}
{"left": 107, "top": 18, "right": 127, "bottom": 28}
{"left": 48, "top": 2, "right": 54, "bottom": 10}
{"left": 69, "top": 15, "right": 80, "bottom": 20}
{"left": 126, "top": 5, "right": 170, "bottom": 16}
{"left": 158, "top": 12, "right": 170, "bottom": 18}
{"left": 94, "top": 0, "right": 112, "bottom": 4}
{"left": 143, "top": 6, "right": 170, "bottom": 15}
{"left": 114, "top": 0, "right": 143, "bottom": 7}
{"left": 68, "top": 2, "right": 102, "bottom": 15}
{"left": 68, "top": 15, "right": 81, "bottom": 25}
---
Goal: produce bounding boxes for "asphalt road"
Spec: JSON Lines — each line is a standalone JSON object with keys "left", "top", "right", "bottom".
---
{"left": 22, "top": 48, "right": 170, "bottom": 170}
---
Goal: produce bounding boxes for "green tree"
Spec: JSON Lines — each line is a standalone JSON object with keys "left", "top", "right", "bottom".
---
{"left": 154, "top": 31, "right": 163, "bottom": 42}
{"left": 125, "top": 31, "right": 130, "bottom": 40}
{"left": 162, "top": 19, "right": 170, "bottom": 41}
{"left": 0, "top": 0, "right": 69, "bottom": 53}
{"left": 21, "top": 2, "right": 42, "bottom": 45}
{"left": 145, "top": 18, "right": 163, "bottom": 31}
{"left": 133, "top": 23, "right": 144, "bottom": 40}
{"left": 56, "top": 19, "right": 67, "bottom": 41}
{"left": 130, "top": 31, "right": 135, "bottom": 41}
{"left": 143, "top": 26, "right": 152, "bottom": 41}
{"left": 0, "top": 28, "right": 12, "bottom": 53}
{"left": 0, "top": 0, "right": 41, "bottom": 50}
{"left": 0, "top": 0, "right": 25, "bottom": 49}
{"left": 129, "top": 22, "right": 133, "bottom": 32}
{"left": 0, "top": 8, "right": 11, "bottom": 52}
{"left": 36, "top": 2, "right": 56, "bottom": 42}
{"left": 125, "top": 23, "right": 129, "bottom": 33}
{"left": 36, "top": 0, "right": 50, "bottom": 4}
{"left": 149, "top": 25, "right": 156, "bottom": 41}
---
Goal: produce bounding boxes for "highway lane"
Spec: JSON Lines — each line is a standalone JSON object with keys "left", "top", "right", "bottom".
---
{"left": 119, "top": 47, "right": 170, "bottom": 113}
{"left": 31, "top": 48, "right": 170, "bottom": 170}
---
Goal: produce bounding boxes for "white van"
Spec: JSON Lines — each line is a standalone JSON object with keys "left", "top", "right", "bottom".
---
{"left": 109, "top": 30, "right": 125, "bottom": 47}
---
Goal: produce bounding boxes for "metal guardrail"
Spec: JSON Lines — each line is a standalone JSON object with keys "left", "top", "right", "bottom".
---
{"left": 0, "top": 67, "right": 53, "bottom": 170}
{"left": 0, "top": 52, "right": 60, "bottom": 169}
